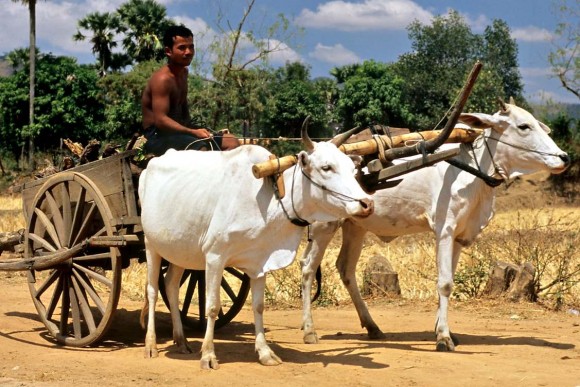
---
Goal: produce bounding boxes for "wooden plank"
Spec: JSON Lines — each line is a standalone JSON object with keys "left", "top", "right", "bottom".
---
{"left": 361, "top": 148, "right": 460, "bottom": 191}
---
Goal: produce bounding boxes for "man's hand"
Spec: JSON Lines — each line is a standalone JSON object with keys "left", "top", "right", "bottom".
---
{"left": 191, "top": 128, "right": 212, "bottom": 138}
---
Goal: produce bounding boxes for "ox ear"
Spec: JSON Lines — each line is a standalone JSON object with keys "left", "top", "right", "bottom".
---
{"left": 538, "top": 120, "right": 552, "bottom": 134}
{"left": 459, "top": 113, "right": 502, "bottom": 129}
{"left": 349, "top": 154, "right": 364, "bottom": 168}
{"left": 298, "top": 150, "right": 310, "bottom": 169}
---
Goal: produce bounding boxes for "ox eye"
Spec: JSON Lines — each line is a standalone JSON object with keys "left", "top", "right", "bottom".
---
{"left": 321, "top": 165, "right": 333, "bottom": 172}
{"left": 517, "top": 124, "right": 531, "bottom": 131}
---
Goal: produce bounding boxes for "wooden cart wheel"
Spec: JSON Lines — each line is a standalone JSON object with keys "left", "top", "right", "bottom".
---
{"left": 25, "top": 172, "right": 122, "bottom": 347}
{"left": 158, "top": 264, "right": 251, "bottom": 331}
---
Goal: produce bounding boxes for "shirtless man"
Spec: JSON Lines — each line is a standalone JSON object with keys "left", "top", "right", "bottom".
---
{"left": 141, "top": 25, "right": 239, "bottom": 155}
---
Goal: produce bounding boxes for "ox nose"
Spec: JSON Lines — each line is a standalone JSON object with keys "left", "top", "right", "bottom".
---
{"left": 358, "top": 198, "right": 374, "bottom": 217}
{"left": 559, "top": 153, "right": 571, "bottom": 167}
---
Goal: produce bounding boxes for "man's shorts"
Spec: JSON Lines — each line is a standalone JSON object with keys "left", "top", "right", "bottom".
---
{"left": 142, "top": 126, "right": 224, "bottom": 156}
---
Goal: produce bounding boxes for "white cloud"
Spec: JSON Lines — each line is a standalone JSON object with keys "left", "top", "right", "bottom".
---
{"left": 462, "top": 13, "right": 490, "bottom": 32}
{"left": 264, "top": 41, "right": 303, "bottom": 65}
{"left": 297, "top": 0, "right": 432, "bottom": 31}
{"left": 309, "top": 43, "right": 361, "bottom": 66}
{"left": 511, "top": 26, "right": 553, "bottom": 42}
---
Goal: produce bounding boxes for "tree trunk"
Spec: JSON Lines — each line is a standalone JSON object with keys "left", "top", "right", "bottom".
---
{"left": 362, "top": 255, "right": 401, "bottom": 297}
{"left": 28, "top": 0, "right": 36, "bottom": 171}
{"left": 483, "top": 261, "right": 537, "bottom": 302}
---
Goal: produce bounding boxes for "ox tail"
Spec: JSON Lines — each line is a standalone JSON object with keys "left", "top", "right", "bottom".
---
{"left": 312, "top": 266, "right": 322, "bottom": 303}
{"left": 140, "top": 283, "right": 149, "bottom": 330}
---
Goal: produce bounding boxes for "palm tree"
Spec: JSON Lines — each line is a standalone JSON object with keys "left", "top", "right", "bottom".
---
{"left": 73, "top": 12, "right": 129, "bottom": 76}
{"left": 12, "top": 0, "right": 37, "bottom": 170}
{"left": 116, "top": 0, "right": 174, "bottom": 63}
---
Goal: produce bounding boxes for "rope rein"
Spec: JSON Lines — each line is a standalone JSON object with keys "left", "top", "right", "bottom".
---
{"left": 274, "top": 160, "right": 364, "bottom": 232}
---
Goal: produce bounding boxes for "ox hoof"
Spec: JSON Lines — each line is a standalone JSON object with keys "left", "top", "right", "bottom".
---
{"left": 367, "top": 327, "right": 386, "bottom": 340}
{"left": 435, "top": 337, "right": 456, "bottom": 352}
{"left": 200, "top": 355, "right": 220, "bottom": 370}
{"left": 175, "top": 341, "right": 193, "bottom": 354}
{"left": 259, "top": 352, "right": 283, "bottom": 366}
{"left": 303, "top": 332, "right": 319, "bottom": 344}
{"left": 144, "top": 347, "right": 159, "bottom": 358}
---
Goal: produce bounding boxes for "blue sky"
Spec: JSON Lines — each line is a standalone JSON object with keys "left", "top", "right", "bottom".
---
{"left": 1, "top": 0, "right": 576, "bottom": 104}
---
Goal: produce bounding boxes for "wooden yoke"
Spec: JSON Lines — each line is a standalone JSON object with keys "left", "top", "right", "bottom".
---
{"left": 268, "top": 154, "right": 286, "bottom": 199}
{"left": 251, "top": 128, "right": 482, "bottom": 179}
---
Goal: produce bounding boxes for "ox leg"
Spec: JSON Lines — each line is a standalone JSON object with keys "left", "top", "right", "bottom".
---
{"left": 164, "top": 264, "right": 192, "bottom": 354}
{"left": 337, "top": 221, "right": 385, "bottom": 340}
{"left": 301, "top": 221, "right": 341, "bottom": 344}
{"left": 435, "top": 239, "right": 462, "bottom": 351}
{"left": 200, "top": 261, "right": 224, "bottom": 370}
{"left": 144, "top": 245, "right": 162, "bottom": 358}
{"left": 251, "top": 276, "right": 282, "bottom": 366}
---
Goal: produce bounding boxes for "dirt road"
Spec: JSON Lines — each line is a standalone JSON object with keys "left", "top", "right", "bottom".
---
{"left": 0, "top": 272, "right": 579, "bottom": 386}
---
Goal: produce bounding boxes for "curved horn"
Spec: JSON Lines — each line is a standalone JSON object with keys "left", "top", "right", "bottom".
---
{"left": 497, "top": 97, "right": 509, "bottom": 113}
{"left": 301, "top": 115, "right": 314, "bottom": 152}
{"left": 329, "top": 126, "right": 361, "bottom": 147}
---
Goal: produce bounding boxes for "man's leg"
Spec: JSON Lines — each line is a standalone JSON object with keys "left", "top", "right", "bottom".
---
{"left": 219, "top": 133, "right": 240, "bottom": 151}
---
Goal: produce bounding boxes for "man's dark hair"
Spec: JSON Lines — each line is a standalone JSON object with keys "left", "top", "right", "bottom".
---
{"left": 163, "top": 25, "right": 193, "bottom": 48}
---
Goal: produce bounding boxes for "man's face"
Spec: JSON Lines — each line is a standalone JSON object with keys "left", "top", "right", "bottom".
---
{"left": 166, "top": 35, "right": 195, "bottom": 66}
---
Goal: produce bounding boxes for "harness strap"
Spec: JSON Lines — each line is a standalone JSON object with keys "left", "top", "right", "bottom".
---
{"left": 445, "top": 158, "right": 504, "bottom": 187}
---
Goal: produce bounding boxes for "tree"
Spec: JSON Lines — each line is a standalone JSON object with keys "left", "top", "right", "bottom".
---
{"left": 73, "top": 12, "right": 130, "bottom": 75}
{"left": 332, "top": 60, "right": 413, "bottom": 129}
{"left": 188, "top": 0, "right": 299, "bottom": 133}
{"left": 482, "top": 19, "right": 525, "bottom": 103}
{"left": 548, "top": 0, "right": 579, "bottom": 100}
{"left": 259, "top": 62, "right": 328, "bottom": 139}
{"left": 11, "top": 0, "right": 37, "bottom": 170}
{"left": 0, "top": 53, "right": 106, "bottom": 159}
{"left": 395, "top": 10, "right": 480, "bottom": 129}
{"left": 98, "top": 59, "right": 162, "bottom": 139}
{"left": 394, "top": 10, "right": 525, "bottom": 129}
{"left": 116, "top": 0, "right": 174, "bottom": 63}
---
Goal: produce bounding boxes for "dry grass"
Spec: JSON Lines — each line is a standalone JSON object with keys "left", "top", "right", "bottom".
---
{"left": 0, "top": 194, "right": 26, "bottom": 233}
{"left": 2, "top": 193, "right": 579, "bottom": 311}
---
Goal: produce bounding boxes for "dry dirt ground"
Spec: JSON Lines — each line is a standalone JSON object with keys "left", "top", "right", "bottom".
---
{"left": 1, "top": 271, "right": 579, "bottom": 387}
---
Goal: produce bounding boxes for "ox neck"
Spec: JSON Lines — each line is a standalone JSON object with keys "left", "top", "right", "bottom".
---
{"left": 449, "top": 134, "right": 505, "bottom": 188}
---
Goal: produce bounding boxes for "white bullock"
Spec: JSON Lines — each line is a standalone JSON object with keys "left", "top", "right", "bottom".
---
{"left": 300, "top": 100, "right": 570, "bottom": 351}
{"left": 138, "top": 127, "right": 373, "bottom": 369}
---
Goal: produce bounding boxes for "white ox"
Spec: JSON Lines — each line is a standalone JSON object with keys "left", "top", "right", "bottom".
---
{"left": 138, "top": 127, "right": 373, "bottom": 369}
{"left": 300, "top": 100, "right": 570, "bottom": 351}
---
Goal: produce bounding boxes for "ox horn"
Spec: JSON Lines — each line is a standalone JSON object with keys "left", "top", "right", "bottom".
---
{"left": 301, "top": 115, "right": 314, "bottom": 152}
{"left": 497, "top": 97, "right": 509, "bottom": 113}
{"left": 509, "top": 96, "right": 516, "bottom": 106}
{"left": 329, "top": 126, "right": 362, "bottom": 147}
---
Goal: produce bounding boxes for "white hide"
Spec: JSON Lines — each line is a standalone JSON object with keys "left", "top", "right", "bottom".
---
{"left": 139, "top": 142, "right": 372, "bottom": 369}
{"left": 300, "top": 103, "right": 570, "bottom": 350}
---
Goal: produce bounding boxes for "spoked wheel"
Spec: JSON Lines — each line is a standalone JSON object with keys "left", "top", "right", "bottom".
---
{"left": 159, "top": 264, "right": 251, "bottom": 331}
{"left": 25, "top": 172, "right": 122, "bottom": 347}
